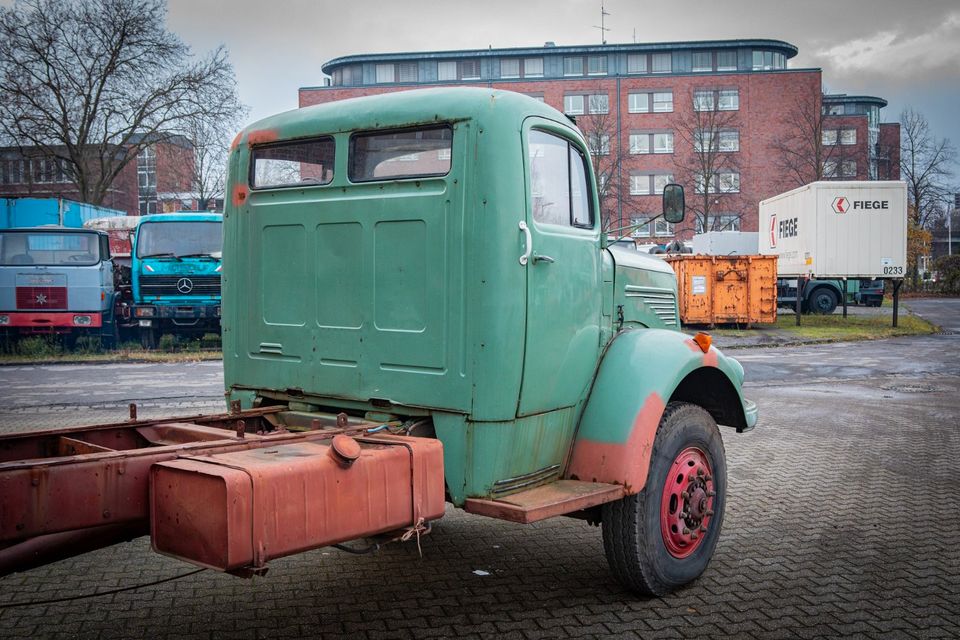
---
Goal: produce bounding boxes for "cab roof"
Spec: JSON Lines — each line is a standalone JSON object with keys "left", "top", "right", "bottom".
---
{"left": 237, "top": 87, "right": 576, "bottom": 143}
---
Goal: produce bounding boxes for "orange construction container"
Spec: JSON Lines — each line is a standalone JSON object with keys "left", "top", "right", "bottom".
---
{"left": 664, "top": 254, "right": 778, "bottom": 326}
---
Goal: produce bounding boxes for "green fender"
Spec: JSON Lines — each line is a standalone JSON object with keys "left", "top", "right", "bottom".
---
{"left": 565, "top": 328, "right": 757, "bottom": 494}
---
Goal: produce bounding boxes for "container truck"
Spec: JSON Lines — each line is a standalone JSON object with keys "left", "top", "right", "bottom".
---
{"left": 0, "top": 89, "right": 756, "bottom": 597}
{"left": 130, "top": 212, "right": 223, "bottom": 348}
{"left": 757, "top": 183, "right": 907, "bottom": 314}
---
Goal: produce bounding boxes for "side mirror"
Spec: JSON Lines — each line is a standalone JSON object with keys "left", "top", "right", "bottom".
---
{"left": 662, "top": 183, "right": 685, "bottom": 224}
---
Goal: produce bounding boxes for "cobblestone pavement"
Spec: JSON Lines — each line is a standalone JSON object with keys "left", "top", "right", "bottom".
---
{"left": 1, "top": 338, "right": 958, "bottom": 639}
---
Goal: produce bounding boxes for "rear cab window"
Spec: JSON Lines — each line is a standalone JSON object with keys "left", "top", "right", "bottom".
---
{"left": 349, "top": 126, "right": 452, "bottom": 182}
{"left": 250, "top": 137, "right": 335, "bottom": 189}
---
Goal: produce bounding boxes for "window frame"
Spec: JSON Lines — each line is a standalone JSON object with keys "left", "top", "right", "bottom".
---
{"left": 651, "top": 52, "right": 672, "bottom": 73}
{"left": 527, "top": 127, "right": 595, "bottom": 229}
{"left": 692, "top": 51, "right": 713, "bottom": 73}
{"left": 348, "top": 125, "right": 454, "bottom": 184}
{"left": 249, "top": 135, "right": 337, "bottom": 190}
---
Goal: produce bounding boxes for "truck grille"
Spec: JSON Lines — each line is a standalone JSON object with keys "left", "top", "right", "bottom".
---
{"left": 16, "top": 286, "right": 67, "bottom": 310}
{"left": 140, "top": 275, "right": 221, "bottom": 297}
{"left": 625, "top": 286, "right": 678, "bottom": 327}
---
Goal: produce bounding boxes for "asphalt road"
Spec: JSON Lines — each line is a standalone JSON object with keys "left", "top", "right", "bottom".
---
{"left": 0, "top": 299, "right": 958, "bottom": 639}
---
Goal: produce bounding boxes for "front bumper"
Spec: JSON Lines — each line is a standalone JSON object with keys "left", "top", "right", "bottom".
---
{"left": 741, "top": 398, "right": 759, "bottom": 432}
{"left": 0, "top": 312, "right": 103, "bottom": 330}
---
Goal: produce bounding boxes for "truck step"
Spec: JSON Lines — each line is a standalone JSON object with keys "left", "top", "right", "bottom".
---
{"left": 464, "top": 480, "right": 625, "bottom": 524}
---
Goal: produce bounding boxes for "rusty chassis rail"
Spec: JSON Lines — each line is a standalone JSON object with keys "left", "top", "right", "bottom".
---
{"left": 0, "top": 406, "right": 437, "bottom": 577}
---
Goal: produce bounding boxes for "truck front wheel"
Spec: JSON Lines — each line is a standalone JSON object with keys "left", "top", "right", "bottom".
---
{"left": 601, "top": 402, "right": 727, "bottom": 596}
{"left": 808, "top": 287, "right": 838, "bottom": 314}
{"left": 140, "top": 327, "right": 158, "bottom": 350}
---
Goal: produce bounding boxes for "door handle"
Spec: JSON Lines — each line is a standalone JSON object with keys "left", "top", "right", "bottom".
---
{"left": 533, "top": 253, "right": 555, "bottom": 264}
{"left": 518, "top": 221, "right": 532, "bottom": 265}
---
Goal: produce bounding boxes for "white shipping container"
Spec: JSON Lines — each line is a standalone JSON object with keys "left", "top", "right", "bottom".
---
{"left": 758, "top": 181, "right": 907, "bottom": 277}
{"left": 691, "top": 232, "right": 759, "bottom": 256}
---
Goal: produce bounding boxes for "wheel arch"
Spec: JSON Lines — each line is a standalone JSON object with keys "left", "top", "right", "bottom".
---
{"left": 565, "top": 328, "right": 751, "bottom": 494}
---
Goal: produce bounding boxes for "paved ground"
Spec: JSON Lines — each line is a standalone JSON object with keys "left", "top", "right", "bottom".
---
{"left": 0, "top": 301, "right": 958, "bottom": 639}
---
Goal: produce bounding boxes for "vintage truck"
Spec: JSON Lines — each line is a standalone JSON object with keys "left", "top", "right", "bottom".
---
{"left": 0, "top": 89, "right": 756, "bottom": 596}
{"left": 130, "top": 212, "right": 223, "bottom": 348}
{"left": 0, "top": 226, "right": 121, "bottom": 347}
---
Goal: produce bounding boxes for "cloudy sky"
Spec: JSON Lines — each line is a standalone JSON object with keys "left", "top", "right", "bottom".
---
{"left": 166, "top": 0, "right": 957, "bottom": 179}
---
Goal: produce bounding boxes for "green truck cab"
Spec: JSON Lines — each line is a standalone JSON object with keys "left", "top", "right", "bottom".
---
{"left": 223, "top": 88, "right": 757, "bottom": 595}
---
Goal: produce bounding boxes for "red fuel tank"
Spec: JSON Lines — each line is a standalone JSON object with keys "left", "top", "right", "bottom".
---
{"left": 149, "top": 434, "right": 444, "bottom": 571}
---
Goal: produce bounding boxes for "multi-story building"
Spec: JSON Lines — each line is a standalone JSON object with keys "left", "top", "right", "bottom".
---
{"left": 0, "top": 135, "right": 202, "bottom": 217}
{"left": 301, "top": 38, "right": 900, "bottom": 243}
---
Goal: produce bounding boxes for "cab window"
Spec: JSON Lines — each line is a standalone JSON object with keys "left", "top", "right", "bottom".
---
{"left": 528, "top": 130, "right": 594, "bottom": 228}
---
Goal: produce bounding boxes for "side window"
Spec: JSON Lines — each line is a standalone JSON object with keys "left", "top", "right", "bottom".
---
{"left": 528, "top": 130, "right": 595, "bottom": 229}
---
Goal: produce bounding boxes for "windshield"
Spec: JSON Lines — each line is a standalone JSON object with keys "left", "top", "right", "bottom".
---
{"left": 136, "top": 221, "right": 222, "bottom": 259}
{"left": 0, "top": 231, "right": 101, "bottom": 266}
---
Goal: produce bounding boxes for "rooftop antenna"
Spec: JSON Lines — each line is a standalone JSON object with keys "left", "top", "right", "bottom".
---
{"left": 632, "top": 28, "right": 637, "bottom": 44}
{"left": 593, "top": 3, "right": 611, "bottom": 44}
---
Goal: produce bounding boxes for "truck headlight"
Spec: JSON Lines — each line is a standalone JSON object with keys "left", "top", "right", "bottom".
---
{"left": 73, "top": 315, "right": 93, "bottom": 326}
{"left": 135, "top": 307, "right": 155, "bottom": 318}
{"left": 0, "top": 315, "right": 9, "bottom": 325}
{"left": 215, "top": 305, "right": 221, "bottom": 317}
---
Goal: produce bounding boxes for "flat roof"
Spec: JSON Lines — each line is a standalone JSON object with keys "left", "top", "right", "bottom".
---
{"left": 321, "top": 38, "right": 799, "bottom": 74}
{"left": 822, "top": 94, "right": 889, "bottom": 108}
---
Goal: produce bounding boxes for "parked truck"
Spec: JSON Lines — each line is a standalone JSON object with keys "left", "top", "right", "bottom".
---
{"left": 759, "top": 181, "right": 907, "bottom": 313}
{"left": 0, "top": 226, "right": 121, "bottom": 347}
{"left": 0, "top": 89, "right": 756, "bottom": 596}
{"left": 131, "top": 212, "right": 223, "bottom": 348}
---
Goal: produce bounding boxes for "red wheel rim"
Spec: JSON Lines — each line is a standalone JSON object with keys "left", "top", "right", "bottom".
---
{"left": 660, "top": 447, "right": 715, "bottom": 558}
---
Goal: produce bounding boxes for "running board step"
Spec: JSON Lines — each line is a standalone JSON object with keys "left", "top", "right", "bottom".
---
{"left": 464, "top": 480, "right": 625, "bottom": 524}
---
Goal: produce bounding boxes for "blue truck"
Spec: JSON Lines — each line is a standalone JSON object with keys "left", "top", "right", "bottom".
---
{"left": 0, "top": 227, "right": 121, "bottom": 347}
{"left": 131, "top": 213, "right": 223, "bottom": 348}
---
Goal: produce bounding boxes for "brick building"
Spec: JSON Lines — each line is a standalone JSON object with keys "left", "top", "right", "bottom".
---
{"left": 300, "top": 38, "right": 900, "bottom": 242}
{"left": 0, "top": 134, "right": 201, "bottom": 217}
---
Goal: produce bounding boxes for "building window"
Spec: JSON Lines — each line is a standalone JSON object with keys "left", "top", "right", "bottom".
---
{"left": 822, "top": 129, "right": 838, "bottom": 146}
{"left": 695, "top": 214, "right": 741, "bottom": 233}
{"left": 398, "top": 63, "right": 418, "bottom": 83}
{"left": 826, "top": 104, "right": 844, "bottom": 116}
{"left": 0, "top": 158, "right": 25, "bottom": 184}
{"left": 751, "top": 50, "right": 783, "bottom": 71}
{"left": 693, "top": 90, "right": 715, "bottom": 111}
{"left": 629, "top": 134, "right": 649, "bottom": 154}
{"left": 137, "top": 146, "right": 157, "bottom": 196}
{"left": 375, "top": 64, "right": 395, "bottom": 83}
{"left": 718, "top": 89, "right": 739, "bottom": 110}
{"left": 696, "top": 171, "right": 740, "bottom": 193}
{"left": 841, "top": 160, "right": 857, "bottom": 177}
{"left": 698, "top": 129, "right": 739, "bottom": 152}
{"left": 501, "top": 58, "right": 520, "bottom": 78}
{"left": 460, "top": 59, "right": 480, "bottom": 80}
{"left": 628, "top": 92, "right": 649, "bottom": 113}
{"left": 526, "top": 93, "right": 545, "bottom": 102}
{"left": 563, "top": 94, "right": 584, "bottom": 115}
{"left": 587, "top": 133, "right": 610, "bottom": 156}
{"left": 718, "top": 130, "right": 739, "bottom": 152}
{"left": 630, "top": 216, "right": 651, "bottom": 237}
{"left": 30, "top": 157, "right": 66, "bottom": 183}
{"left": 629, "top": 131, "right": 673, "bottom": 154}
{"left": 717, "top": 50, "right": 737, "bottom": 72}
{"left": 438, "top": 61, "right": 457, "bottom": 81}
{"left": 652, "top": 91, "right": 674, "bottom": 112}
{"left": 840, "top": 129, "right": 857, "bottom": 145}
{"left": 139, "top": 198, "right": 157, "bottom": 215}
{"left": 524, "top": 57, "right": 544, "bottom": 77}
{"left": 654, "top": 218, "right": 673, "bottom": 236}
{"left": 651, "top": 53, "right": 672, "bottom": 73}
{"left": 627, "top": 53, "right": 647, "bottom": 74}
{"left": 630, "top": 173, "right": 673, "bottom": 195}
{"left": 563, "top": 56, "right": 583, "bottom": 76}
{"left": 692, "top": 51, "right": 712, "bottom": 72}
{"left": 588, "top": 93, "right": 609, "bottom": 114}
{"left": 587, "top": 55, "right": 608, "bottom": 75}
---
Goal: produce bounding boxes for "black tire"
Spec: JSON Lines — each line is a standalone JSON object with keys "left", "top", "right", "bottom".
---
{"left": 807, "top": 287, "right": 838, "bottom": 315}
{"left": 601, "top": 402, "right": 727, "bottom": 596}
{"left": 140, "top": 327, "right": 158, "bottom": 350}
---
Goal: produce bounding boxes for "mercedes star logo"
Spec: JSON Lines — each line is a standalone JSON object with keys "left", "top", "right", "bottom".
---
{"left": 35, "top": 293, "right": 48, "bottom": 305}
{"left": 176, "top": 277, "right": 194, "bottom": 294}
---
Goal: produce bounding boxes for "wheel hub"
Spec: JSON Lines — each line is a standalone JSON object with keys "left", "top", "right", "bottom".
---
{"left": 660, "top": 447, "right": 715, "bottom": 558}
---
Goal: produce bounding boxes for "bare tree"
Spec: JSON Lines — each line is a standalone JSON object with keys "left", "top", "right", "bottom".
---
{"left": 575, "top": 106, "right": 625, "bottom": 233}
{"left": 769, "top": 91, "right": 855, "bottom": 189}
{"left": 899, "top": 108, "right": 957, "bottom": 229}
{"left": 672, "top": 88, "right": 744, "bottom": 234}
{"left": 171, "top": 104, "right": 248, "bottom": 211}
{"left": 0, "top": 0, "right": 244, "bottom": 206}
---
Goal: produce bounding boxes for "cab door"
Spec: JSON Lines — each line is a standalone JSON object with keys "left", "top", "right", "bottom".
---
{"left": 517, "top": 120, "right": 602, "bottom": 417}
